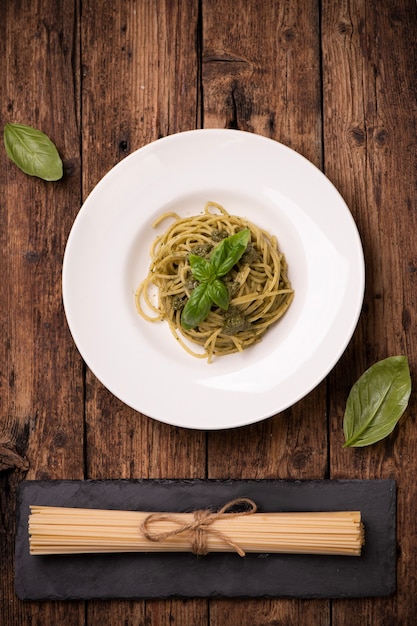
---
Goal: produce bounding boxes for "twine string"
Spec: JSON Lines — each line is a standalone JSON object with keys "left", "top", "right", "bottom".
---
{"left": 140, "top": 497, "right": 258, "bottom": 557}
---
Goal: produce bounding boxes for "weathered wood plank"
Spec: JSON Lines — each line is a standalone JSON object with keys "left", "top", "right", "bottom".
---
{"left": 322, "top": 0, "right": 417, "bottom": 622}
{"left": 209, "top": 600, "right": 330, "bottom": 626}
{"left": 81, "top": 0, "right": 201, "bottom": 196}
{"left": 202, "top": 0, "right": 322, "bottom": 165}
{"left": 1, "top": 1, "right": 83, "bottom": 478}
{"left": 0, "top": 1, "right": 84, "bottom": 624}
{"left": 81, "top": 1, "right": 207, "bottom": 623}
{"left": 81, "top": 0, "right": 205, "bottom": 476}
{"left": 88, "top": 600, "right": 208, "bottom": 626}
{"left": 2, "top": 0, "right": 415, "bottom": 623}
{"left": 202, "top": 0, "right": 329, "bottom": 622}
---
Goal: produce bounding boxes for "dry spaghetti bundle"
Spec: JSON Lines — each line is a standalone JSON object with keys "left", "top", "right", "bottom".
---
{"left": 29, "top": 498, "right": 364, "bottom": 557}
{"left": 135, "top": 202, "right": 294, "bottom": 362}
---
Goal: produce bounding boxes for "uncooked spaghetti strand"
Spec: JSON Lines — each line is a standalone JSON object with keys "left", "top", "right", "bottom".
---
{"left": 29, "top": 505, "right": 364, "bottom": 557}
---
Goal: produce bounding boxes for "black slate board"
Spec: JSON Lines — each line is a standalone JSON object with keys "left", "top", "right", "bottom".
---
{"left": 15, "top": 479, "right": 396, "bottom": 600}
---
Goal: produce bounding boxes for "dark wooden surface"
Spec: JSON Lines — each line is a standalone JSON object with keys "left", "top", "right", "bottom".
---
{"left": 1, "top": 1, "right": 416, "bottom": 624}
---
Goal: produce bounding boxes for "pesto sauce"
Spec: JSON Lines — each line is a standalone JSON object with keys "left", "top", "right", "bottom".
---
{"left": 222, "top": 306, "right": 252, "bottom": 335}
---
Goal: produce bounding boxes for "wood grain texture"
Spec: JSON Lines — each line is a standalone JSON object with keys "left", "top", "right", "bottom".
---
{"left": 202, "top": 1, "right": 328, "bottom": 624}
{"left": 209, "top": 599, "right": 330, "bottom": 626}
{"left": 81, "top": 0, "right": 201, "bottom": 195}
{"left": 202, "top": 0, "right": 322, "bottom": 165}
{"left": 0, "top": 1, "right": 84, "bottom": 625}
{"left": 1, "top": 0, "right": 417, "bottom": 624}
{"left": 81, "top": 0, "right": 206, "bottom": 477}
{"left": 322, "top": 0, "right": 417, "bottom": 622}
{"left": 1, "top": 0, "right": 83, "bottom": 479}
{"left": 203, "top": 0, "right": 327, "bottom": 482}
{"left": 80, "top": 1, "right": 207, "bottom": 624}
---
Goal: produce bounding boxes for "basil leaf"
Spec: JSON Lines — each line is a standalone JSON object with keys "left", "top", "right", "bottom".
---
{"left": 188, "top": 254, "right": 215, "bottom": 283}
{"left": 210, "top": 228, "right": 250, "bottom": 277}
{"left": 207, "top": 278, "right": 230, "bottom": 310}
{"left": 4, "top": 122, "right": 63, "bottom": 181}
{"left": 182, "top": 228, "right": 251, "bottom": 328}
{"left": 181, "top": 283, "right": 213, "bottom": 330}
{"left": 343, "top": 356, "right": 411, "bottom": 448}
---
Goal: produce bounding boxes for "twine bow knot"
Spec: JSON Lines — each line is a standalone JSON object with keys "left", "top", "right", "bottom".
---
{"left": 140, "top": 497, "right": 257, "bottom": 557}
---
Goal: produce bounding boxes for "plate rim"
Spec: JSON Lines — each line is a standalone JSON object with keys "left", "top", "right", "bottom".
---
{"left": 62, "top": 128, "right": 365, "bottom": 430}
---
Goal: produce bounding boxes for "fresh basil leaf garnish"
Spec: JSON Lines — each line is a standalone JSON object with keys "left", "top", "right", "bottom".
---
{"left": 188, "top": 254, "right": 215, "bottom": 283}
{"left": 207, "top": 278, "right": 230, "bottom": 310}
{"left": 4, "top": 122, "right": 63, "bottom": 181}
{"left": 181, "top": 283, "right": 213, "bottom": 330}
{"left": 180, "top": 228, "right": 251, "bottom": 330}
{"left": 210, "top": 228, "right": 250, "bottom": 277}
{"left": 343, "top": 355, "right": 411, "bottom": 447}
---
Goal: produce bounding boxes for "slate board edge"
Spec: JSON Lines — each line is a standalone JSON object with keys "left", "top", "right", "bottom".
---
{"left": 15, "top": 478, "right": 397, "bottom": 601}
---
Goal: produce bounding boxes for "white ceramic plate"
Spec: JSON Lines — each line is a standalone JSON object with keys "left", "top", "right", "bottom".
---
{"left": 62, "top": 129, "right": 364, "bottom": 430}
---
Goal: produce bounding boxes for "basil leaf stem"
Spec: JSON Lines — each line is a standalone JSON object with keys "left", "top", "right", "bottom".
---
{"left": 180, "top": 228, "right": 251, "bottom": 330}
{"left": 343, "top": 355, "right": 411, "bottom": 448}
{"left": 4, "top": 122, "right": 63, "bottom": 181}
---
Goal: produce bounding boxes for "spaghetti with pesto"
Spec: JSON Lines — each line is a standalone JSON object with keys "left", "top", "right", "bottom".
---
{"left": 135, "top": 202, "right": 294, "bottom": 362}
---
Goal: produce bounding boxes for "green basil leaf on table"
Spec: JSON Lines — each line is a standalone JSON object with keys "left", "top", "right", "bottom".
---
{"left": 3, "top": 122, "right": 63, "bottom": 181}
{"left": 343, "top": 355, "right": 411, "bottom": 447}
{"left": 210, "top": 228, "right": 250, "bottom": 276}
{"left": 181, "top": 283, "right": 213, "bottom": 330}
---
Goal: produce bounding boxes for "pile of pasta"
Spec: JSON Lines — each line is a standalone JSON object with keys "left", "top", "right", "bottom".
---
{"left": 135, "top": 202, "right": 294, "bottom": 362}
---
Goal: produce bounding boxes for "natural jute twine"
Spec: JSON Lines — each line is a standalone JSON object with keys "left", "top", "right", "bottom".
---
{"left": 140, "top": 497, "right": 258, "bottom": 557}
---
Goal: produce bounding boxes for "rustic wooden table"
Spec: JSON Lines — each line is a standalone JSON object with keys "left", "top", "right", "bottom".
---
{"left": 1, "top": 1, "right": 417, "bottom": 624}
